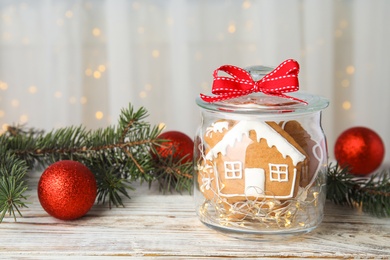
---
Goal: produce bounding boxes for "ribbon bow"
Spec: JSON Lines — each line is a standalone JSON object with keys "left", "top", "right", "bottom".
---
{"left": 200, "top": 59, "right": 307, "bottom": 104}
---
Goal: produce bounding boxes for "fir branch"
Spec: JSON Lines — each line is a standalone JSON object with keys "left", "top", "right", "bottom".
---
{"left": 93, "top": 164, "right": 134, "bottom": 208}
{"left": 353, "top": 170, "right": 390, "bottom": 217}
{"left": 152, "top": 155, "right": 193, "bottom": 194}
{"left": 0, "top": 104, "right": 194, "bottom": 222}
{"left": 326, "top": 163, "right": 390, "bottom": 217}
{"left": 326, "top": 163, "right": 357, "bottom": 206}
{"left": 0, "top": 105, "right": 161, "bottom": 214}
{"left": 0, "top": 148, "right": 29, "bottom": 222}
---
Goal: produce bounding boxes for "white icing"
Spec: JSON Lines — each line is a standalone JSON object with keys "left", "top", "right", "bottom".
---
{"left": 205, "top": 121, "right": 229, "bottom": 138}
{"left": 223, "top": 161, "right": 243, "bottom": 179}
{"left": 205, "top": 120, "right": 306, "bottom": 166}
{"left": 268, "top": 164, "right": 289, "bottom": 182}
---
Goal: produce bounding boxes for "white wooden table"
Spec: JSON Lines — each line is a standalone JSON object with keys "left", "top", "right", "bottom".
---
{"left": 1, "top": 172, "right": 390, "bottom": 259}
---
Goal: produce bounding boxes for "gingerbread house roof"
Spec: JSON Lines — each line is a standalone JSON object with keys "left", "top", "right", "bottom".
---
{"left": 205, "top": 120, "right": 306, "bottom": 165}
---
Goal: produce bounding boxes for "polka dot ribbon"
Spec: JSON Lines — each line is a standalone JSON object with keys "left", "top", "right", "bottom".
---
{"left": 200, "top": 59, "right": 307, "bottom": 104}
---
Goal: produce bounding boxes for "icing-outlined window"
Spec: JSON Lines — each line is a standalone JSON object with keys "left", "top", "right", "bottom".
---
{"left": 224, "top": 161, "right": 242, "bottom": 179}
{"left": 269, "top": 164, "right": 288, "bottom": 182}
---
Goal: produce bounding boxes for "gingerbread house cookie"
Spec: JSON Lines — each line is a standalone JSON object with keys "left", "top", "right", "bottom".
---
{"left": 198, "top": 119, "right": 309, "bottom": 213}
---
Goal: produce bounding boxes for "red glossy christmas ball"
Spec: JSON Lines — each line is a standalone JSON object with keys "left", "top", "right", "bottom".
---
{"left": 155, "top": 131, "right": 194, "bottom": 163}
{"left": 38, "top": 160, "right": 97, "bottom": 220}
{"left": 334, "top": 127, "right": 385, "bottom": 176}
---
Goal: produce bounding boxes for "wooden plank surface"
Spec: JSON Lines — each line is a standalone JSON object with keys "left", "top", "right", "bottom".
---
{"left": 1, "top": 172, "right": 390, "bottom": 259}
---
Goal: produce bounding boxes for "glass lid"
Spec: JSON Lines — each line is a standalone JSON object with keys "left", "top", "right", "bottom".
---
{"left": 196, "top": 92, "right": 329, "bottom": 114}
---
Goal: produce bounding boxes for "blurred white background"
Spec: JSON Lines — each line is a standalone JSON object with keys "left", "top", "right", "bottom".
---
{"left": 0, "top": 0, "right": 389, "bottom": 161}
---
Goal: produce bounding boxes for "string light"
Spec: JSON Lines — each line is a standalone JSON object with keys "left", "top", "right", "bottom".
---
{"left": 80, "top": 96, "right": 87, "bottom": 105}
{"left": 11, "top": 99, "right": 19, "bottom": 107}
{"left": 341, "top": 79, "right": 350, "bottom": 88}
{"left": 242, "top": 1, "right": 251, "bottom": 9}
{"left": 346, "top": 65, "right": 355, "bottom": 75}
{"left": 1, "top": 124, "right": 8, "bottom": 132}
{"left": 152, "top": 50, "right": 160, "bottom": 58}
{"left": 197, "top": 155, "right": 325, "bottom": 231}
{"left": 339, "top": 19, "right": 348, "bottom": 29}
{"left": 98, "top": 65, "right": 106, "bottom": 72}
{"left": 334, "top": 29, "right": 343, "bottom": 38}
{"left": 0, "top": 81, "right": 8, "bottom": 90}
{"left": 93, "top": 71, "right": 101, "bottom": 79}
{"left": 92, "top": 28, "right": 101, "bottom": 37}
{"left": 54, "top": 91, "right": 62, "bottom": 98}
{"left": 85, "top": 68, "right": 93, "bottom": 76}
{"left": 28, "top": 86, "right": 37, "bottom": 94}
{"left": 95, "top": 111, "right": 104, "bottom": 120}
{"left": 19, "top": 114, "right": 28, "bottom": 124}
{"left": 65, "top": 10, "right": 73, "bottom": 18}
{"left": 342, "top": 101, "right": 351, "bottom": 110}
{"left": 139, "top": 91, "right": 147, "bottom": 98}
{"left": 144, "top": 83, "right": 152, "bottom": 91}
{"left": 228, "top": 23, "right": 236, "bottom": 34}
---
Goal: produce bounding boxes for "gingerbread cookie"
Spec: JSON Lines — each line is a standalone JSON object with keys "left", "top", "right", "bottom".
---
{"left": 197, "top": 119, "right": 309, "bottom": 219}
{"left": 279, "top": 120, "right": 321, "bottom": 188}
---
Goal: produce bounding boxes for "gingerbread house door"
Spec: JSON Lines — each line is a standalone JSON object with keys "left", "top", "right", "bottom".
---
{"left": 244, "top": 168, "right": 265, "bottom": 196}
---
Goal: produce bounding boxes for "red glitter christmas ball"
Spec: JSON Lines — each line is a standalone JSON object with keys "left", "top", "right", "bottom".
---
{"left": 38, "top": 160, "right": 97, "bottom": 220}
{"left": 155, "top": 131, "right": 194, "bottom": 163}
{"left": 334, "top": 127, "right": 385, "bottom": 176}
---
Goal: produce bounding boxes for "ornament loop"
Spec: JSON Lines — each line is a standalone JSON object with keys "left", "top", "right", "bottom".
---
{"left": 200, "top": 59, "right": 307, "bottom": 104}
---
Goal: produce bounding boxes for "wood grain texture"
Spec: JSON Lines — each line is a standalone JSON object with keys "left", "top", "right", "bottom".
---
{"left": 1, "top": 172, "right": 390, "bottom": 259}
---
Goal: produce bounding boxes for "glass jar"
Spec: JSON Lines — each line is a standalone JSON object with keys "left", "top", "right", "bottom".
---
{"left": 194, "top": 65, "right": 329, "bottom": 238}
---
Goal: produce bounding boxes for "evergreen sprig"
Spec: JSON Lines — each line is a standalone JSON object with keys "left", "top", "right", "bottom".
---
{"left": 326, "top": 163, "right": 390, "bottom": 217}
{"left": 152, "top": 155, "right": 194, "bottom": 194}
{"left": 0, "top": 148, "right": 29, "bottom": 222}
{"left": 0, "top": 104, "right": 194, "bottom": 222}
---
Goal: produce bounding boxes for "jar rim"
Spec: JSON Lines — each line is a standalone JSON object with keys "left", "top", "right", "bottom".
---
{"left": 196, "top": 92, "right": 329, "bottom": 115}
